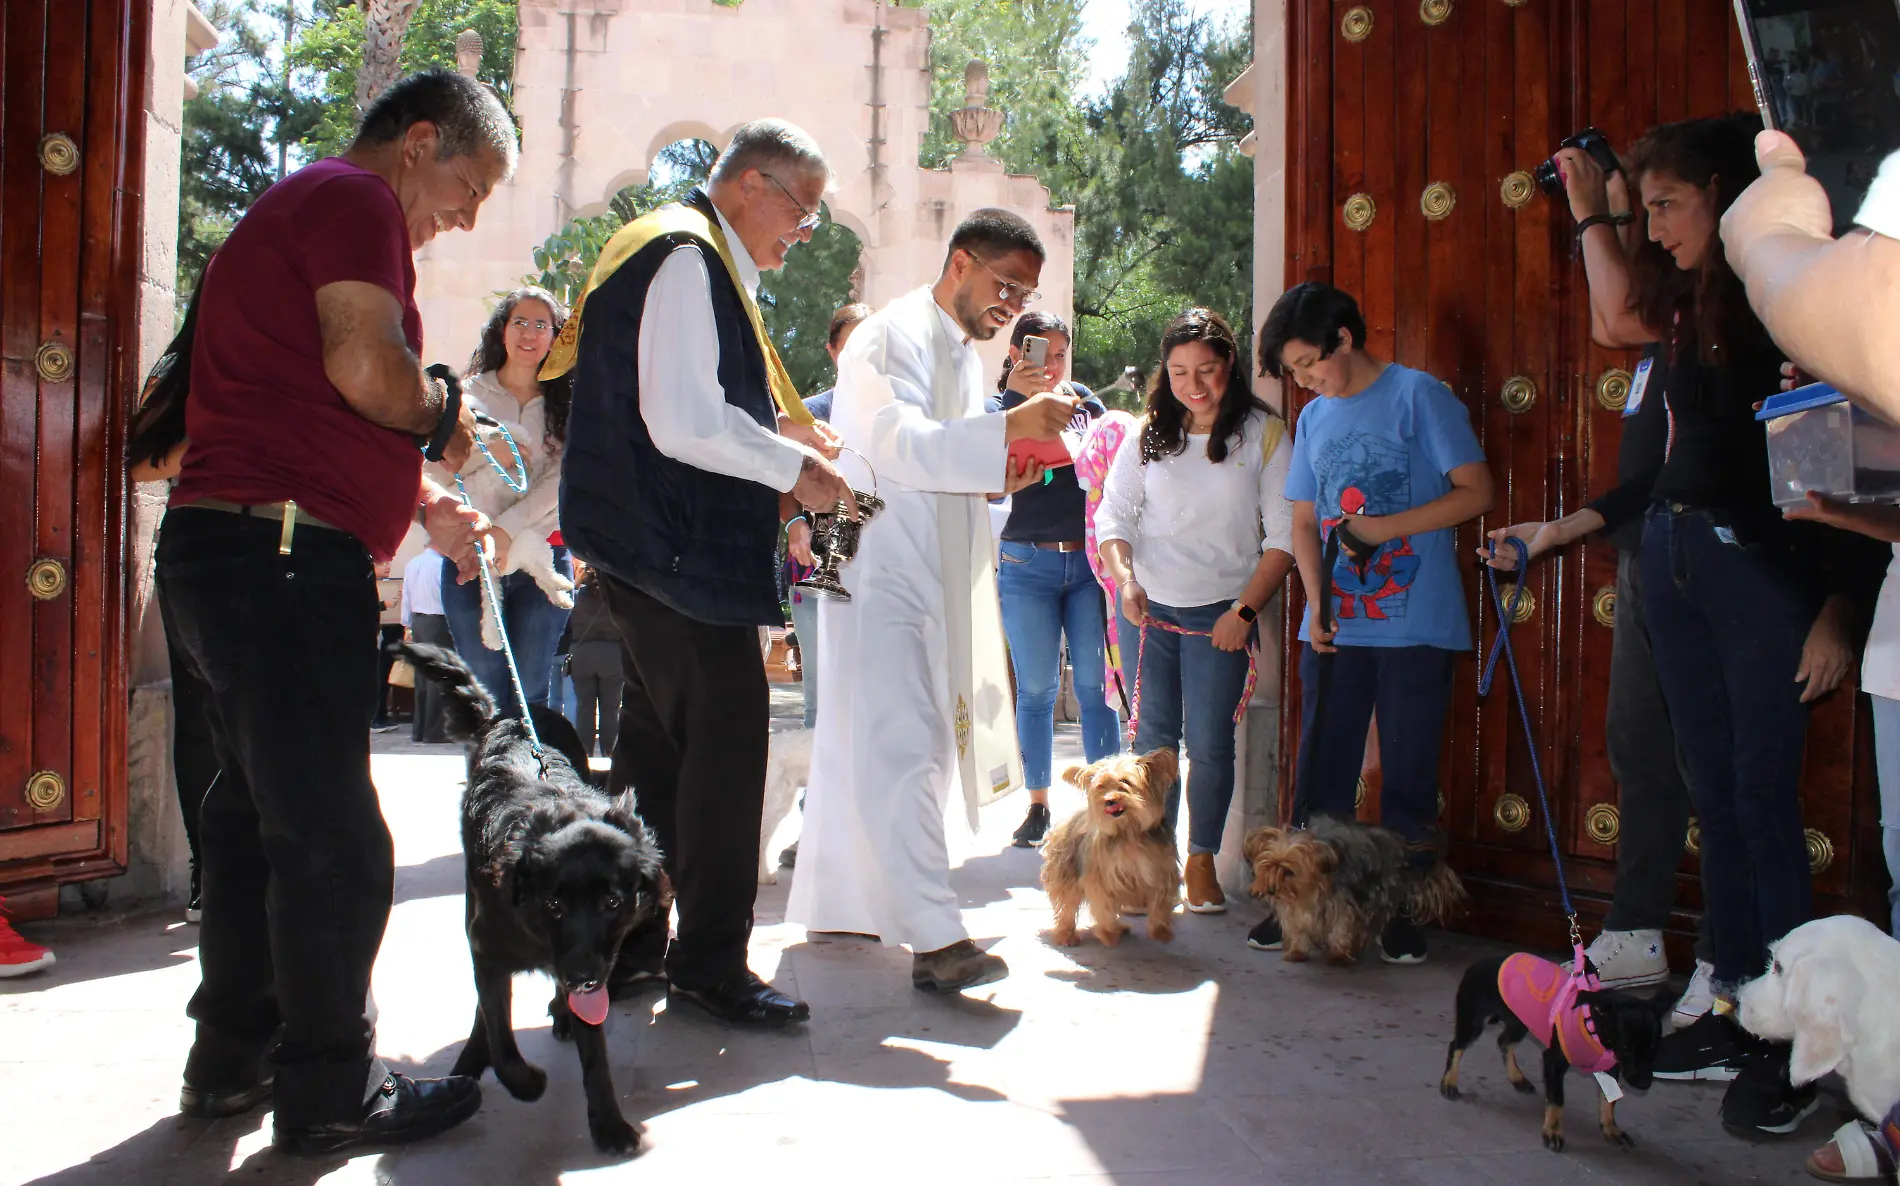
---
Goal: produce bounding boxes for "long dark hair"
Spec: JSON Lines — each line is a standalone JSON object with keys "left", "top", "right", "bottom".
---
{"left": 127, "top": 267, "right": 209, "bottom": 471}
{"left": 465, "top": 285, "right": 571, "bottom": 446}
{"left": 997, "top": 311, "right": 1072, "bottom": 393}
{"left": 1626, "top": 114, "right": 1766, "bottom": 366}
{"left": 1141, "top": 308, "right": 1273, "bottom": 464}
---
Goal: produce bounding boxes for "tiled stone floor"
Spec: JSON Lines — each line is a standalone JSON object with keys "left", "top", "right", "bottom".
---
{"left": 2, "top": 720, "right": 1829, "bottom": 1184}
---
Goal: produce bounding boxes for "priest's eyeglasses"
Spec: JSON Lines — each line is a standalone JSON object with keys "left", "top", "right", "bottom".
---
{"left": 509, "top": 317, "right": 554, "bottom": 333}
{"left": 762, "top": 172, "right": 824, "bottom": 233}
{"left": 967, "top": 251, "right": 1041, "bottom": 307}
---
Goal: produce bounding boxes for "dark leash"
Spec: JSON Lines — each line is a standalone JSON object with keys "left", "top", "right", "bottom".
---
{"left": 1478, "top": 538, "right": 1581, "bottom": 954}
{"left": 1289, "top": 525, "right": 1370, "bottom": 827}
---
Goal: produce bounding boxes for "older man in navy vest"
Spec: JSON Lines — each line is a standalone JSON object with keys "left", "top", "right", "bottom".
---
{"left": 557, "top": 120, "right": 852, "bottom": 1026}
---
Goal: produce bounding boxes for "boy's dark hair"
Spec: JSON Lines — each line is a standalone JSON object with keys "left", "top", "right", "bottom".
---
{"left": 827, "top": 302, "right": 871, "bottom": 348}
{"left": 1142, "top": 307, "right": 1275, "bottom": 466}
{"left": 1256, "top": 282, "right": 1369, "bottom": 380}
{"left": 943, "top": 208, "right": 1045, "bottom": 271}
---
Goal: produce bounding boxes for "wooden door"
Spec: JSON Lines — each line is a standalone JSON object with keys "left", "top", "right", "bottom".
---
{"left": 1279, "top": 0, "right": 1890, "bottom": 951}
{"left": 0, "top": 0, "right": 147, "bottom": 916}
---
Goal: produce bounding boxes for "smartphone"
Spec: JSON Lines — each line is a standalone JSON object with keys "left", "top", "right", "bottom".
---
{"left": 1732, "top": 0, "right": 1900, "bottom": 233}
{"left": 1022, "top": 335, "right": 1049, "bottom": 369}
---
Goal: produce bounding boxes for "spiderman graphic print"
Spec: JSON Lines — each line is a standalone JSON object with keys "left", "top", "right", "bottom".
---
{"left": 1316, "top": 435, "right": 1424, "bottom": 622}
{"left": 1286, "top": 364, "right": 1486, "bottom": 651}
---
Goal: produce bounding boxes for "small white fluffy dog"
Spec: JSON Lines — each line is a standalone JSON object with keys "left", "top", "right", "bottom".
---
{"left": 1739, "top": 914, "right": 1900, "bottom": 1130}
{"left": 477, "top": 529, "right": 575, "bottom": 652}
{"left": 758, "top": 726, "right": 811, "bottom": 884}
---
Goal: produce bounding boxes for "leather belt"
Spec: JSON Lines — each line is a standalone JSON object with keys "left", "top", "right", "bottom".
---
{"left": 177, "top": 498, "right": 342, "bottom": 555}
{"left": 1034, "top": 540, "right": 1087, "bottom": 553}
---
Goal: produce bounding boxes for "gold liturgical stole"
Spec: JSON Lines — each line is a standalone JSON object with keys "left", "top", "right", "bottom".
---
{"left": 538, "top": 199, "right": 812, "bottom": 427}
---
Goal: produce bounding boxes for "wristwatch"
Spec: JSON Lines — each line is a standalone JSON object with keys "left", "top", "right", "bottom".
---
{"left": 1230, "top": 601, "right": 1257, "bottom": 624}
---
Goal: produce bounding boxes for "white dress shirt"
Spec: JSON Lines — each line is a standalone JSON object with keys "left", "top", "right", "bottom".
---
{"left": 1094, "top": 409, "right": 1296, "bottom": 609}
{"left": 636, "top": 203, "right": 806, "bottom": 494}
{"left": 401, "top": 547, "right": 446, "bottom": 626}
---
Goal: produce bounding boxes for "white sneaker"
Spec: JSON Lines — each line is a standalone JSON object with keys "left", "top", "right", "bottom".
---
{"left": 1671, "top": 959, "right": 1717, "bottom": 1031}
{"left": 1583, "top": 928, "right": 1669, "bottom": 988}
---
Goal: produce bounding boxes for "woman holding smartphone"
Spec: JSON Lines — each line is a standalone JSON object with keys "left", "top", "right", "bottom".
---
{"left": 986, "top": 313, "right": 1117, "bottom": 848}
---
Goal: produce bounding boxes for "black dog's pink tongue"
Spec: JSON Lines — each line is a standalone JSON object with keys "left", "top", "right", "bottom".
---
{"left": 569, "top": 985, "right": 609, "bottom": 1027}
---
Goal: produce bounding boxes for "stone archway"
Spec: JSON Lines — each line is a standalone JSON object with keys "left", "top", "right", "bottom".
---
{"left": 415, "top": 0, "right": 1073, "bottom": 382}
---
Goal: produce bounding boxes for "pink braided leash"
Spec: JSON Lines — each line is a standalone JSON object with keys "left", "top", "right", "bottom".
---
{"left": 1125, "top": 617, "right": 1260, "bottom": 743}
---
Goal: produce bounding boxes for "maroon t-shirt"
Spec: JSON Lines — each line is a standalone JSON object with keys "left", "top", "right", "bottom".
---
{"left": 173, "top": 157, "right": 423, "bottom": 561}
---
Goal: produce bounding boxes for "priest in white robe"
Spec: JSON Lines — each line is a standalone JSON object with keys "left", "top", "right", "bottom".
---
{"left": 786, "top": 210, "right": 1078, "bottom": 992}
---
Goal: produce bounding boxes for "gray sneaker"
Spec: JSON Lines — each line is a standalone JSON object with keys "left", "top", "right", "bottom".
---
{"left": 911, "top": 940, "right": 1008, "bottom": 993}
{"left": 1583, "top": 927, "right": 1669, "bottom": 989}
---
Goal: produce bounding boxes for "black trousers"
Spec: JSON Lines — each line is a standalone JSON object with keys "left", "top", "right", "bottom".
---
{"left": 1604, "top": 550, "right": 1715, "bottom": 962}
{"left": 162, "top": 589, "right": 221, "bottom": 871}
{"left": 603, "top": 578, "right": 769, "bottom": 986}
{"left": 156, "top": 508, "right": 392, "bottom": 1127}
{"left": 570, "top": 639, "right": 625, "bottom": 758}
{"left": 373, "top": 624, "right": 403, "bottom": 722}
{"left": 408, "top": 612, "right": 455, "bottom": 743}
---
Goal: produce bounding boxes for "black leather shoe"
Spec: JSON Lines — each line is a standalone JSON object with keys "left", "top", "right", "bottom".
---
{"left": 180, "top": 1076, "right": 274, "bottom": 1119}
{"left": 668, "top": 972, "right": 810, "bottom": 1026}
{"left": 273, "top": 1072, "right": 482, "bottom": 1157}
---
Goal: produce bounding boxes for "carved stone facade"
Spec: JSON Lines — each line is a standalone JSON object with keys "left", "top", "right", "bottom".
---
{"left": 414, "top": 0, "right": 1075, "bottom": 382}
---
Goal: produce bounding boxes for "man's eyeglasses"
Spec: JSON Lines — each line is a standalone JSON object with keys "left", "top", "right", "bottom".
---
{"left": 967, "top": 251, "right": 1041, "bottom": 307}
{"left": 762, "top": 172, "right": 823, "bottom": 233}
{"left": 509, "top": 317, "right": 554, "bottom": 333}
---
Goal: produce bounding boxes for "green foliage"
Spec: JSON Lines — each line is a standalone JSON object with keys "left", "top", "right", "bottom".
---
{"left": 759, "top": 216, "right": 863, "bottom": 396}
{"left": 910, "top": 0, "right": 1254, "bottom": 394}
{"left": 290, "top": 0, "right": 519, "bottom": 160}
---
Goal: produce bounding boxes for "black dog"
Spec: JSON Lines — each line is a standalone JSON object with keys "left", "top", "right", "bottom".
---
{"left": 398, "top": 643, "right": 664, "bottom": 1156}
{"left": 1440, "top": 953, "right": 1670, "bottom": 1152}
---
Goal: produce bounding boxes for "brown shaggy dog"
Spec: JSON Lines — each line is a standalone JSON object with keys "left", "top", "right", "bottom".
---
{"left": 1242, "top": 817, "right": 1466, "bottom": 964}
{"left": 1041, "top": 748, "right": 1181, "bottom": 947}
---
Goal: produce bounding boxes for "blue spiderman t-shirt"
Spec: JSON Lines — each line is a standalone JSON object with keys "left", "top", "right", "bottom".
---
{"left": 1285, "top": 363, "right": 1485, "bottom": 651}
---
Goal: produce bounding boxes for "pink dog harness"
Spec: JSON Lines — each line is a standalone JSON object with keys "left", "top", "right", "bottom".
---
{"left": 1498, "top": 949, "right": 1616, "bottom": 1074}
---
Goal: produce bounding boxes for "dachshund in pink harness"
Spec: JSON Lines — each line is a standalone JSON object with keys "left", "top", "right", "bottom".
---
{"left": 1441, "top": 949, "right": 1673, "bottom": 1151}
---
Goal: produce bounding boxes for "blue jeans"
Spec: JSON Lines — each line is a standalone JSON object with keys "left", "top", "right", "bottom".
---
{"left": 440, "top": 548, "right": 573, "bottom": 719}
{"left": 1869, "top": 695, "right": 1900, "bottom": 939}
{"left": 1295, "top": 643, "right": 1453, "bottom": 860}
{"left": 789, "top": 588, "right": 821, "bottom": 730}
{"left": 1127, "top": 599, "right": 1249, "bottom": 853}
{"left": 1640, "top": 507, "right": 1817, "bottom": 985}
{"left": 998, "top": 541, "right": 1122, "bottom": 787}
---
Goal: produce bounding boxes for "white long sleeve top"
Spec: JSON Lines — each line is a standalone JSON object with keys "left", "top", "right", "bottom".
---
{"left": 634, "top": 201, "right": 807, "bottom": 495}
{"left": 1094, "top": 408, "right": 1296, "bottom": 609}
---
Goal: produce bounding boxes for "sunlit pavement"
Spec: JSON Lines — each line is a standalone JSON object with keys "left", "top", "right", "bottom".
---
{"left": 2, "top": 717, "right": 1819, "bottom": 1184}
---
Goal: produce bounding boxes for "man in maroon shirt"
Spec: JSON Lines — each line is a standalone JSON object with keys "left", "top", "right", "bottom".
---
{"left": 155, "top": 70, "right": 514, "bottom": 1156}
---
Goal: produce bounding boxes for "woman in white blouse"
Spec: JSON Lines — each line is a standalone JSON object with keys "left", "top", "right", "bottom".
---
{"left": 1096, "top": 308, "right": 1297, "bottom": 913}
{"left": 439, "top": 285, "right": 574, "bottom": 717}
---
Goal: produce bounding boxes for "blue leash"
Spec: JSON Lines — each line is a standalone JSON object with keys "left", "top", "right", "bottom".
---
{"left": 1477, "top": 537, "right": 1580, "bottom": 950}
{"left": 452, "top": 417, "right": 541, "bottom": 758}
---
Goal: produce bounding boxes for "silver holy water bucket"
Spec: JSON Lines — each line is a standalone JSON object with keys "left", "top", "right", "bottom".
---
{"left": 795, "top": 489, "right": 885, "bottom": 602}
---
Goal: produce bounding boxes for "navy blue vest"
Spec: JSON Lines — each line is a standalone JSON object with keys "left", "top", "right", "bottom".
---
{"left": 559, "top": 193, "right": 783, "bottom": 626}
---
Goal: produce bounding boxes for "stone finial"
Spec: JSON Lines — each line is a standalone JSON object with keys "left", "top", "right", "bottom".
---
{"left": 949, "top": 59, "right": 1003, "bottom": 159}
{"left": 455, "top": 28, "right": 484, "bottom": 78}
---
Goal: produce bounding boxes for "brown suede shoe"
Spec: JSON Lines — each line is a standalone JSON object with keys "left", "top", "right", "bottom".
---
{"left": 1183, "top": 852, "right": 1226, "bottom": 913}
{"left": 911, "top": 939, "right": 1008, "bottom": 992}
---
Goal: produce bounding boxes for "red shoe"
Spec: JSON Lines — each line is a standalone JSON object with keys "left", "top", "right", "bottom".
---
{"left": 0, "top": 898, "right": 55, "bottom": 978}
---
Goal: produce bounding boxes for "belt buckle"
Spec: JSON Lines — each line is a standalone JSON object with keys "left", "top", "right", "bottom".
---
{"left": 278, "top": 501, "right": 299, "bottom": 555}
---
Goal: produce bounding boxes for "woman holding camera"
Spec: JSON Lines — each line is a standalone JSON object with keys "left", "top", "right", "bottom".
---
{"left": 985, "top": 313, "right": 1117, "bottom": 848}
{"left": 1482, "top": 115, "right": 1866, "bottom": 1138}
{"left": 439, "top": 286, "right": 575, "bottom": 718}
{"left": 1095, "top": 309, "right": 1295, "bottom": 912}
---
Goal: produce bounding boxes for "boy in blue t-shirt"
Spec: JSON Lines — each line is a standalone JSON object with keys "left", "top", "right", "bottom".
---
{"left": 1256, "top": 282, "right": 1494, "bottom": 963}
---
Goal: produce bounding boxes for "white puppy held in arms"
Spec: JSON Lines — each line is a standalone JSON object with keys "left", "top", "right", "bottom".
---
{"left": 759, "top": 726, "right": 811, "bottom": 884}
{"left": 1739, "top": 914, "right": 1900, "bottom": 1134}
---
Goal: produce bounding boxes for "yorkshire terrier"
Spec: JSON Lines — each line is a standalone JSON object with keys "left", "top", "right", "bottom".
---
{"left": 1242, "top": 816, "right": 1466, "bottom": 964}
{"left": 1041, "top": 748, "right": 1181, "bottom": 947}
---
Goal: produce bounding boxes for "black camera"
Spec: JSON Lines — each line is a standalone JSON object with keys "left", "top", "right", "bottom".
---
{"left": 1534, "top": 128, "right": 1620, "bottom": 195}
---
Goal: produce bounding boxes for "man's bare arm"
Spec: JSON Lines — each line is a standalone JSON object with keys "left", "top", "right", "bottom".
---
{"left": 315, "top": 280, "right": 441, "bottom": 434}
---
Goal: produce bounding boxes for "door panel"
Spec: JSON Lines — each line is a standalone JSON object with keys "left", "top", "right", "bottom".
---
{"left": 1279, "top": 0, "right": 1891, "bottom": 948}
{"left": 0, "top": 0, "right": 143, "bottom": 906}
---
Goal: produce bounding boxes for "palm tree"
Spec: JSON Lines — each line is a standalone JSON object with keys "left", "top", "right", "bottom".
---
{"left": 355, "top": 0, "right": 421, "bottom": 111}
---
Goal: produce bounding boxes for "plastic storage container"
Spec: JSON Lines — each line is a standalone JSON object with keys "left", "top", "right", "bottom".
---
{"left": 1756, "top": 382, "right": 1900, "bottom": 508}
